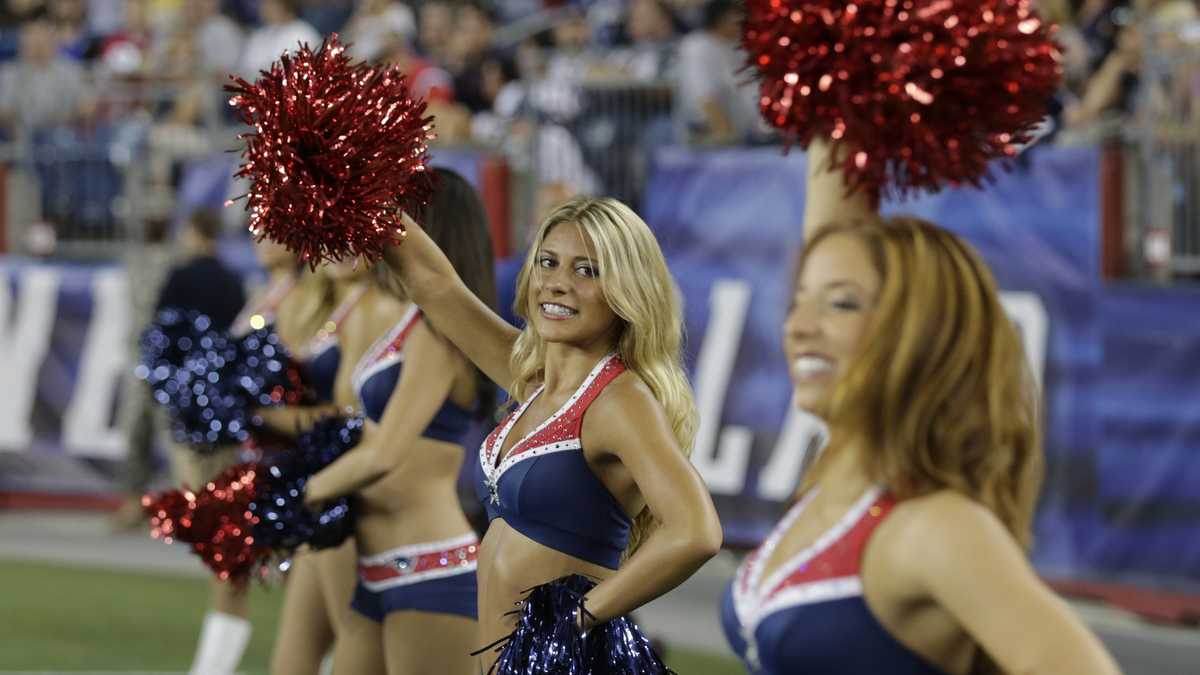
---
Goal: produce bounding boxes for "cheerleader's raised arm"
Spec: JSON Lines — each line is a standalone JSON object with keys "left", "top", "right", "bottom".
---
{"left": 383, "top": 213, "right": 519, "bottom": 394}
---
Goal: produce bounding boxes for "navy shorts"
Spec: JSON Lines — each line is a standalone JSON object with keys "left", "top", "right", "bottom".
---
{"left": 350, "top": 534, "right": 479, "bottom": 622}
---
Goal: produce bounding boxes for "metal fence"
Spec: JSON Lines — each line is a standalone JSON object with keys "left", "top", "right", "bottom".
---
{"left": 1, "top": 80, "right": 233, "bottom": 259}
{"left": 1129, "top": 19, "right": 1200, "bottom": 278}
{"left": 3, "top": 49, "right": 692, "bottom": 259}
{"left": 497, "top": 49, "right": 678, "bottom": 242}
{"left": 16, "top": 38, "right": 1198, "bottom": 284}
{"left": 2, "top": 130, "right": 140, "bottom": 258}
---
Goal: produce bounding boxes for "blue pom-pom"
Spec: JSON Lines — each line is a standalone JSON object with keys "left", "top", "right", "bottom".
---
{"left": 138, "top": 309, "right": 309, "bottom": 454}
{"left": 235, "top": 326, "right": 308, "bottom": 408}
{"left": 248, "top": 415, "right": 363, "bottom": 552}
{"left": 585, "top": 613, "right": 675, "bottom": 674}
{"left": 481, "top": 575, "right": 675, "bottom": 675}
{"left": 139, "top": 310, "right": 248, "bottom": 451}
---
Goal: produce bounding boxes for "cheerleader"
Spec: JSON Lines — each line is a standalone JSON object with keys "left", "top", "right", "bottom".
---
{"left": 255, "top": 259, "right": 375, "bottom": 675}
{"left": 718, "top": 140, "right": 1122, "bottom": 675}
{"left": 384, "top": 196, "right": 723, "bottom": 670}
{"left": 301, "top": 168, "right": 498, "bottom": 674}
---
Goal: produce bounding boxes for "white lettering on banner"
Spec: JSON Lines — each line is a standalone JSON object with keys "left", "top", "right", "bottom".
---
{"left": 62, "top": 268, "right": 130, "bottom": 459}
{"left": 757, "top": 406, "right": 828, "bottom": 500}
{"left": 690, "top": 279, "right": 754, "bottom": 495}
{"left": 0, "top": 266, "right": 60, "bottom": 451}
{"left": 1000, "top": 291, "right": 1049, "bottom": 389}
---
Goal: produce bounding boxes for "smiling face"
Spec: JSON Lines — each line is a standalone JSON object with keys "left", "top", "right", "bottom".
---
{"left": 527, "top": 223, "right": 622, "bottom": 350}
{"left": 785, "top": 233, "right": 881, "bottom": 412}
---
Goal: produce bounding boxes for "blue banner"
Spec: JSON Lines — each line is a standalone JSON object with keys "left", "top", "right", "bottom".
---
{"left": 3, "top": 145, "right": 1198, "bottom": 592}
{"left": 0, "top": 260, "right": 131, "bottom": 497}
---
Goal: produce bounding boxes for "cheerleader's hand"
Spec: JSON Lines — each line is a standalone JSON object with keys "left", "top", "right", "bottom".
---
{"left": 575, "top": 599, "right": 596, "bottom": 636}
{"left": 302, "top": 475, "right": 326, "bottom": 508}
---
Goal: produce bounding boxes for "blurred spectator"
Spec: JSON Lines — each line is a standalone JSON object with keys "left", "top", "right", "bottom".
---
{"left": 155, "top": 209, "right": 246, "bottom": 331}
{"left": 527, "top": 6, "right": 592, "bottom": 122}
{"left": 469, "top": 41, "right": 526, "bottom": 141}
{"left": 417, "top": 0, "right": 453, "bottom": 65}
{"left": 449, "top": 0, "right": 501, "bottom": 113}
{"left": 147, "top": 0, "right": 242, "bottom": 130}
{"left": 240, "top": 0, "right": 320, "bottom": 78}
{"left": 470, "top": 68, "right": 601, "bottom": 203}
{"left": 155, "top": 0, "right": 242, "bottom": 81}
{"left": 675, "top": 0, "right": 762, "bottom": 145}
{"left": 468, "top": 43, "right": 521, "bottom": 142}
{"left": 1065, "top": 0, "right": 1198, "bottom": 128}
{"left": 129, "top": 211, "right": 245, "bottom": 545}
{"left": 609, "top": 0, "right": 679, "bottom": 80}
{"left": 142, "top": 0, "right": 245, "bottom": 214}
{"left": 478, "top": 50, "right": 520, "bottom": 110}
{"left": 0, "top": 17, "right": 91, "bottom": 138}
{"left": 47, "top": 0, "right": 89, "bottom": 59}
{"left": 343, "top": 0, "right": 416, "bottom": 62}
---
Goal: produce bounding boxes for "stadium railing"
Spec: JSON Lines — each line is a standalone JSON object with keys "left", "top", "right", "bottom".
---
{"left": 1129, "top": 19, "right": 1200, "bottom": 280}
{"left": 0, "top": 79, "right": 235, "bottom": 259}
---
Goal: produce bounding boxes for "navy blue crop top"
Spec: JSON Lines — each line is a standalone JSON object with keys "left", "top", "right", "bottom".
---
{"left": 302, "top": 287, "right": 366, "bottom": 404}
{"left": 721, "top": 487, "right": 949, "bottom": 675}
{"left": 474, "top": 353, "right": 630, "bottom": 570}
{"left": 306, "top": 340, "right": 340, "bottom": 404}
{"left": 350, "top": 305, "right": 474, "bottom": 443}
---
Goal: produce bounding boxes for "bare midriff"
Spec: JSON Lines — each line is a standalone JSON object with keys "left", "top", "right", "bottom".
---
{"left": 354, "top": 437, "right": 476, "bottom": 556}
{"left": 474, "top": 518, "right": 617, "bottom": 665}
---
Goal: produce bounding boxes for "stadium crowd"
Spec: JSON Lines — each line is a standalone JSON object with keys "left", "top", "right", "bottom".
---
{"left": 0, "top": 0, "right": 1195, "bottom": 251}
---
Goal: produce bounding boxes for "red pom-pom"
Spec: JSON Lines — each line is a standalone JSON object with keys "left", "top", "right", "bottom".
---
{"left": 227, "top": 33, "right": 435, "bottom": 266}
{"left": 744, "top": 0, "right": 1062, "bottom": 198}
{"left": 143, "top": 463, "right": 267, "bottom": 583}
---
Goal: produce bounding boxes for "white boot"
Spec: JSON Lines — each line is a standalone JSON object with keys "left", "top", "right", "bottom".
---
{"left": 188, "top": 611, "right": 252, "bottom": 675}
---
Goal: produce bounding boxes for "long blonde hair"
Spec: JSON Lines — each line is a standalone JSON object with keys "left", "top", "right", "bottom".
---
{"left": 511, "top": 197, "right": 698, "bottom": 557}
{"left": 801, "top": 217, "right": 1043, "bottom": 551}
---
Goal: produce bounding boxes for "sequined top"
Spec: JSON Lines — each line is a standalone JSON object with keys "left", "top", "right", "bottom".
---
{"left": 474, "top": 353, "right": 631, "bottom": 570}
{"left": 350, "top": 304, "right": 474, "bottom": 441}
{"left": 721, "top": 486, "right": 948, "bottom": 675}
{"left": 304, "top": 286, "right": 367, "bottom": 404}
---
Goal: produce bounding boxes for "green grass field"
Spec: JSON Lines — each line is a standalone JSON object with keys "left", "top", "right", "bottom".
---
{"left": 0, "top": 560, "right": 743, "bottom": 674}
